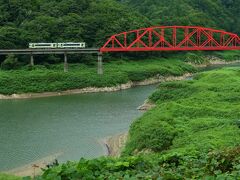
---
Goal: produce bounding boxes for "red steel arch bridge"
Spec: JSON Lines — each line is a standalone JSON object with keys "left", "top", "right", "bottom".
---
{"left": 100, "top": 26, "right": 240, "bottom": 52}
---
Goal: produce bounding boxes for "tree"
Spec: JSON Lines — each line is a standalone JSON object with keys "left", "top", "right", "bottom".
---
{"left": 1, "top": 54, "right": 20, "bottom": 70}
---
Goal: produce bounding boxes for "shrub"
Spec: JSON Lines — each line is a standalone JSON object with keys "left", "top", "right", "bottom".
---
{"left": 125, "top": 120, "right": 176, "bottom": 154}
{"left": 184, "top": 52, "right": 209, "bottom": 65}
{"left": 205, "top": 147, "right": 240, "bottom": 175}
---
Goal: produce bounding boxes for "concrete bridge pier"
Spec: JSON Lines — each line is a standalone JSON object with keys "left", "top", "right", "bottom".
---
{"left": 97, "top": 52, "right": 103, "bottom": 75}
{"left": 64, "top": 53, "right": 68, "bottom": 72}
{"left": 30, "top": 54, "right": 34, "bottom": 66}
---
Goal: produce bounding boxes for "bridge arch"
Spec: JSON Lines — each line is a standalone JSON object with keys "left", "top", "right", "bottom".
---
{"left": 100, "top": 26, "right": 240, "bottom": 52}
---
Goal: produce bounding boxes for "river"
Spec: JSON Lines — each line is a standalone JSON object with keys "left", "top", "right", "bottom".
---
{"left": 0, "top": 84, "right": 157, "bottom": 171}
{"left": 0, "top": 62, "right": 239, "bottom": 172}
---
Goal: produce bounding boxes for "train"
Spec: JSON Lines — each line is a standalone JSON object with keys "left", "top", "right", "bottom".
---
{"left": 29, "top": 42, "right": 86, "bottom": 49}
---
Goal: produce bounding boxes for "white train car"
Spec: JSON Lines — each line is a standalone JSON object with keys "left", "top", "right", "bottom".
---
{"left": 29, "top": 43, "right": 58, "bottom": 48}
{"left": 29, "top": 42, "right": 86, "bottom": 49}
{"left": 58, "top": 42, "right": 86, "bottom": 48}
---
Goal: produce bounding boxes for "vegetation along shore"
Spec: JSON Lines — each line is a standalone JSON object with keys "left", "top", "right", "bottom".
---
{"left": 0, "top": 58, "right": 196, "bottom": 98}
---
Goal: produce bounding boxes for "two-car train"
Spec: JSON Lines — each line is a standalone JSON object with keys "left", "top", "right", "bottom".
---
{"left": 29, "top": 42, "right": 86, "bottom": 49}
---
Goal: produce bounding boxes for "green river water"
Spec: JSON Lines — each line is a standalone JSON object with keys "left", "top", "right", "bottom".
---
{"left": 0, "top": 62, "right": 239, "bottom": 172}
{"left": 0, "top": 85, "right": 157, "bottom": 171}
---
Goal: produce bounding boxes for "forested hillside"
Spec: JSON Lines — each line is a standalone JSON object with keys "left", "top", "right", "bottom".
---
{"left": 0, "top": 0, "right": 239, "bottom": 65}
{"left": 0, "top": 0, "right": 239, "bottom": 50}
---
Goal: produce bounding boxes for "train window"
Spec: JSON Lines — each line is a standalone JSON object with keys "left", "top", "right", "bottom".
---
{"left": 35, "top": 44, "right": 52, "bottom": 46}
{"left": 63, "top": 44, "right": 81, "bottom": 46}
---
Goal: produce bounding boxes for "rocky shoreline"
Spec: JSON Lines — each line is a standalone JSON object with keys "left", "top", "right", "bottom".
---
{"left": 137, "top": 99, "right": 156, "bottom": 111}
{"left": 188, "top": 59, "right": 240, "bottom": 68}
{"left": 0, "top": 73, "right": 193, "bottom": 100}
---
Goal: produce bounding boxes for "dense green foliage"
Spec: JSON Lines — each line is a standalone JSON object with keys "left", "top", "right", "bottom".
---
{"left": 1, "top": 54, "right": 20, "bottom": 70}
{"left": 0, "top": 0, "right": 149, "bottom": 64}
{"left": 125, "top": 0, "right": 240, "bottom": 34}
{"left": 40, "top": 68, "right": 240, "bottom": 179}
{"left": 0, "top": 59, "right": 195, "bottom": 95}
{"left": 0, "top": 0, "right": 148, "bottom": 49}
{"left": 40, "top": 156, "right": 157, "bottom": 179}
{"left": 39, "top": 147, "right": 240, "bottom": 179}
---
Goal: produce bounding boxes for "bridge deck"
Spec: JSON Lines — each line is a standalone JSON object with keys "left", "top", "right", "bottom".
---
{"left": 0, "top": 48, "right": 100, "bottom": 55}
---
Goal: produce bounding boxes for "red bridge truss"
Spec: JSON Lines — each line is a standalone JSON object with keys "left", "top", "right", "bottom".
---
{"left": 100, "top": 26, "right": 240, "bottom": 52}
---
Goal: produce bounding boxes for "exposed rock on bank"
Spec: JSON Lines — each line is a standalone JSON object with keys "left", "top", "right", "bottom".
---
{"left": 105, "top": 133, "right": 128, "bottom": 157}
{"left": 137, "top": 99, "right": 156, "bottom": 111}
{"left": 188, "top": 59, "right": 240, "bottom": 68}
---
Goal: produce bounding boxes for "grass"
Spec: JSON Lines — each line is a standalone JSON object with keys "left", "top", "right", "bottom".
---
{"left": 124, "top": 67, "right": 240, "bottom": 155}
{"left": 0, "top": 58, "right": 196, "bottom": 95}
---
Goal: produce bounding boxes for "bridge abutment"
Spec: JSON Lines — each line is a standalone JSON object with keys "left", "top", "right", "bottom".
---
{"left": 64, "top": 53, "right": 68, "bottom": 72}
{"left": 30, "top": 54, "right": 34, "bottom": 66}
